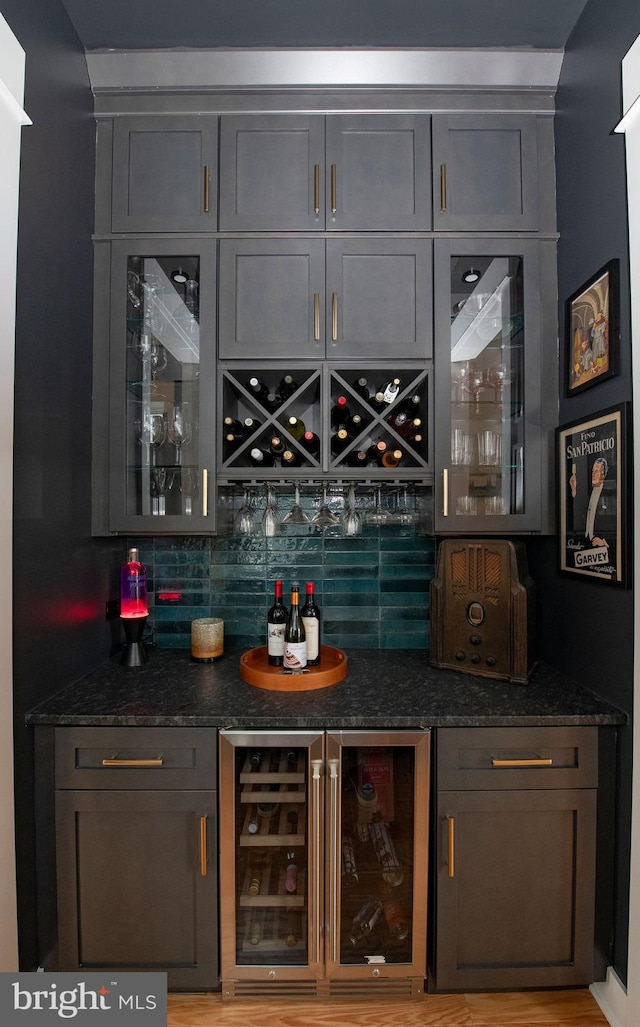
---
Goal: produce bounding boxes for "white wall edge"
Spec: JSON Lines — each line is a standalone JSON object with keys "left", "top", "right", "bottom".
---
{"left": 591, "top": 968, "right": 627, "bottom": 1027}
{"left": 0, "top": 12, "right": 25, "bottom": 105}
{"left": 86, "top": 47, "right": 564, "bottom": 92}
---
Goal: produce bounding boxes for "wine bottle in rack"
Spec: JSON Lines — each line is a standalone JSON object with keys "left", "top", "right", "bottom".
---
{"left": 249, "top": 447, "right": 275, "bottom": 468}
{"left": 265, "top": 391, "right": 282, "bottom": 413}
{"left": 345, "top": 449, "right": 368, "bottom": 468}
{"left": 300, "top": 581, "right": 321, "bottom": 666}
{"left": 284, "top": 582, "right": 306, "bottom": 670}
{"left": 269, "top": 434, "right": 286, "bottom": 458}
{"left": 285, "top": 748, "right": 298, "bottom": 767}
{"left": 224, "top": 432, "right": 242, "bottom": 458}
{"left": 344, "top": 412, "right": 365, "bottom": 435}
{"left": 381, "top": 448, "right": 403, "bottom": 468}
{"left": 367, "top": 439, "right": 387, "bottom": 462}
{"left": 286, "top": 808, "right": 299, "bottom": 834}
{"left": 371, "top": 390, "right": 387, "bottom": 411}
{"left": 351, "top": 376, "right": 370, "bottom": 401}
{"left": 282, "top": 448, "right": 302, "bottom": 468}
{"left": 278, "top": 374, "right": 298, "bottom": 400}
{"left": 285, "top": 415, "right": 306, "bottom": 440}
{"left": 248, "top": 913, "right": 263, "bottom": 946}
{"left": 331, "top": 395, "right": 350, "bottom": 426}
{"left": 246, "top": 376, "right": 270, "bottom": 403}
{"left": 386, "top": 411, "right": 408, "bottom": 432}
{"left": 267, "top": 579, "right": 288, "bottom": 666}
{"left": 331, "top": 428, "right": 350, "bottom": 456}
{"left": 284, "top": 850, "right": 298, "bottom": 894}
{"left": 299, "top": 430, "right": 320, "bottom": 458}
{"left": 243, "top": 415, "right": 262, "bottom": 435}
{"left": 223, "top": 415, "right": 244, "bottom": 435}
{"left": 248, "top": 850, "right": 270, "bottom": 896}
{"left": 398, "top": 392, "right": 421, "bottom": 417}
{"left": 379, "top": 377, "right": 401, "bottom": 404}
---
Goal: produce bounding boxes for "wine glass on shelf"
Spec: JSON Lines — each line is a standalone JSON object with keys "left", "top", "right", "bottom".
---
{"left": 150, "top": 467, "right": 168, "bottom": 516}
{"left": 168, "top": 403, "right": 192, "bottom": 465}
{"left": 486, "top": 361, "right": 511, "bottom": 400}
{"left": 461, "top": 364, "right": 487, "bottom": 412}
{"left": 137, "top": 411, "right": 166, "bottom": 465}
{"left": 281, "top": 484, "right": 310, "bottom": 526}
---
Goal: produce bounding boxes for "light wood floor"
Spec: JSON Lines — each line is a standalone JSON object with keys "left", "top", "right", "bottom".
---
{"left": 167, "top": 989, "right": 610, "bottom": 1026}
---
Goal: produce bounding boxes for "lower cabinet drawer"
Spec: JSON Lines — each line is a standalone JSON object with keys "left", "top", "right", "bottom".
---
{"left": 55, "top": 726, "right": 217, "bottom": 789}
{"left": 436, "top": 726, "right": 598, "bottom": 791}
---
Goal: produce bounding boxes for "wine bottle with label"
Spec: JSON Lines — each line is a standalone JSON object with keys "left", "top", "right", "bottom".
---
{"left": 379, "top": 377, "right": 401, "bottom": 404}
{"left": 284, "top": 582, "right": 306, "bottom": 670}
{"left": 381, "top": 448, "right": 403, "bottom": 468}
{"left": 267, "top": 579, "right": 288, "bottom": 666}
{"left": 300, "top": 581, "right": 321, "bottom": 666}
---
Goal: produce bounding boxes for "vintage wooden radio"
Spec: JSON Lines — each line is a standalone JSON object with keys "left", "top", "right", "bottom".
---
{"left": 430, "top": 539, "right": 536, "bottom": 684}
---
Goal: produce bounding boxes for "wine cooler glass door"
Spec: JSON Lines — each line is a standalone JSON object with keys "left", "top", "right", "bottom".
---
{"left": 326, "top": 730, "right": 430, "bottom": 982}
{"left": 218, "top": 730, "right": 325, "bottom": 984}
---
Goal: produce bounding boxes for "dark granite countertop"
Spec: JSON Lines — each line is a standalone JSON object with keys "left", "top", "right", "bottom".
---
{"left": 25, "top": 648, "right": 626, "bottom": 729}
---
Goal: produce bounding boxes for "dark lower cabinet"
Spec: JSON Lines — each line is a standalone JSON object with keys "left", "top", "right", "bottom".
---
{"left": 54, "top": 727, "right": 219, "bottom": 990}
{"left": 431, "top": 726, "right": 598, "bottom": 991}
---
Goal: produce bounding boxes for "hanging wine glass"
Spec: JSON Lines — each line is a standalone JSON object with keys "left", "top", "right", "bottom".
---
{"left": 168, "top": 403, "right": 192, "bottom": 464}
{"left": 312, "top": 486, "right": 340, "bottom": 529}
{"left": 262, "top": 486, "right": 279, "bottom": 537}
{"left": 365, "top": 485, "right": 389, "bottom": 526}
{"left": 234, "top": 488, "right": 258, "bottom": 535}
{"left": 391, "top": 485, "right": 415, "bottom": 525}
{"left": 281, "top": 484, "right": 310, "bottom": 525}
{"left": 342, "top": 484, "right": 362, "bottom": 536}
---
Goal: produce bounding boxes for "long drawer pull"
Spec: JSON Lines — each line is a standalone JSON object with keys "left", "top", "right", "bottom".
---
{"left": 491, "top": 757, "right": 553, "bottom": 767}
{"left": 447, "top": 816, "right": 455, "bottom": 878}
{"left": 200, "top": 815, "right": 208, "bottom": 876}
{"left": 313, "top": 163, "right": 320, "bottom": 214}
{"left": 203, "top": 165, "right": 210, "bottom": 213}
{"left": 101, "top": 757, "right": 164, "bottom": 767}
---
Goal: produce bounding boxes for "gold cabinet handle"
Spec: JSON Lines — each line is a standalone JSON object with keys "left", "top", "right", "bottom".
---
{"left": 313, "top": 163, "right": 320, "bottom": 215}
{"left": 314, "top": 292, "right": 320, "bottom": 341}
{"left": 102, "top": 757, "right": 163, "bottom": 767}
{"left": 440, "top": 163, "right": 447, "bottom": 212}
{"left": 327, "top": 758, "right": 340, "bottom": 963}
{"left": 331, "top": 163, "right": 337, "bottom": 214}
{"left": 491, "top": 757, "right": 554, "bottom": 767}
{"left": 200, "top": 815, "right": 208, "bottom": 876}
{"left": 202, "top": 468, "right": 208, "bottom": 517}
{"left": 310, "top": 758, "right": 324, "bottom": 966}
{"left": 442, "top": 468, "right": 449, "bottom": 517}
{"left": 203, "top": 165, "right": 210, "bottom": 214}
{"left": 447, "top": 816, "right": 455, "bottom": 878}
{"left": 331, "top": 293, "right": 338, "bottom": 342}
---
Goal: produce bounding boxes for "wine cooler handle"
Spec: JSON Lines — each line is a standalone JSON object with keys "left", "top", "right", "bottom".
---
{"left": 202, "top": 468, "right": 208, "bottom": 517}
{"left": 442, "top": 468, "right": 449, "bottom": 517}
{"left": 101, "top": 757, "right": 163, "bottom": 767}
{"left": 310, "top": 758, "right": 324, "bottom": 965}
{"left": 447, "top": 815, "right": 455, "bottom": 878}
{"left": 492, "top": 757, "right": 553, "bottom": 767}
{"left": 314, "top": 164, "right": 320, "bottom": 215}
{"left": 199, "top": 815, "right": 208, "bottom": 876}
{"left": 327, "top": 757, "right": 340, "bottom": 963}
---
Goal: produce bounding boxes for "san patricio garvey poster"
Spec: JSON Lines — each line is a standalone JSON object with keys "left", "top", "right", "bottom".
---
{"left": 558, "top": 407, "right": 624, "bottom": 584}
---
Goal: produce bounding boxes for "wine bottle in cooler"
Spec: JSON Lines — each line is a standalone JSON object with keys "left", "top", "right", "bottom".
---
{"left": 284, "top": 850, "right": 298, "bottom": 894}
{"left": 300, "top": 581, "right": 321, "bottom": 666}
{"left": 283, "top": 582, "right": 306, "bottom": 670}
{"left": 267, "top": 579, "right": 288, "bottom": 666}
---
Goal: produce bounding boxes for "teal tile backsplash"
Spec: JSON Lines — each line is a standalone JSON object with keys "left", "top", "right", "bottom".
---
{"left": 132, "top": 526, "right": 435, "bottom": 652}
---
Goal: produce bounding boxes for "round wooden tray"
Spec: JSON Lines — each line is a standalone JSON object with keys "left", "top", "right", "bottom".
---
{"left": 240, "top": 645, "right": 348, "bottom": 691}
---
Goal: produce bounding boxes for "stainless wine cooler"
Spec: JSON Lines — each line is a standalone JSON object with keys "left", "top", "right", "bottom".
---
{"left": 219, "top": 729, "right": 430, "bottom": 998}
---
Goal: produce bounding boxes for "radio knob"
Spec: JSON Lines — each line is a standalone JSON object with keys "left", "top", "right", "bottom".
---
{"left": 470, "top": 653, "right": 481, "bottom": 664}
{"left": 470, "top": 634, "right": 482, "bottom": 645}
{"left": 455, "top": 650, "right": 466, "bottom": 661}
{"left": 486, "top": 656, "right": 497, "bottom": 667}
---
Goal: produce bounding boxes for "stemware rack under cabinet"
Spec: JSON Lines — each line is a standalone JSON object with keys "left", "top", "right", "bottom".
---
{"left": 218, "top": 363, "right": 433, "bottom": 480}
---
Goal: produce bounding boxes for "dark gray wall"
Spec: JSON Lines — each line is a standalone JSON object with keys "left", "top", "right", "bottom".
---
{"left": 2, "top": 0, "right": 122, "bottom": 969}
{"left": 543, "top": 0, "right": 637, "bottom": 984}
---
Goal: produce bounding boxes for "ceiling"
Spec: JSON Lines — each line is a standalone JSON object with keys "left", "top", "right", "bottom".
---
{"left": 58, "top": 0, "right": 589, "bottom": 53}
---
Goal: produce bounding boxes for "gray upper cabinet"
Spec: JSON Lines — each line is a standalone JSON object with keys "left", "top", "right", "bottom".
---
{"left": 219, "top": 113, "right": 432, "bottom": 231}
{"left": 218, "top": 237, "right": 432, "bottom": 361}
{"left": 111, "top": 115, "right": 218, "bottom": 232}
{"left": 432, "top": 114, "right": 539, "bottom": 231}
{"left": 326, "top": 239, "right": 432, "bottom": 359}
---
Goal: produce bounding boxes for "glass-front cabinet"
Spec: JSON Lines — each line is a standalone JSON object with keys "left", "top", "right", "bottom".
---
{"left": 434, "top": 239, "right": 546, "bottom": 533}
{"left": 219, "top": 729, "right": 430, "bottom": 997}
{"left": 107, "top": 240, "right": 217, "bottom": 532}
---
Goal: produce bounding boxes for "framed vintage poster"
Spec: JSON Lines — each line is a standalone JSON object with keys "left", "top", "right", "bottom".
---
{"left": 557, "top": 403, "right": 630, "bottom": 587}
{"left": 566, "top": 259, "right": 619, "bottom": 395}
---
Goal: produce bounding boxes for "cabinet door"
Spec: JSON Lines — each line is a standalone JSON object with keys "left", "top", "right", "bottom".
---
{"left": 218, "top": 239, "right": 325, "bottom": 360}
{"left": 219, "top": 115, "right": 325, "bottom": 231}
{"left": 433, "top": 238, "right": 548, "bottom": 533}
{"left": 108, "top": 240, "right": 217, "bottom": 533}
{"left": 326, "top": 239, "right": 432, "bottom": 359}
{"left": 433, "top": 788, "right": 596, "bottom": 990}
{"left": 112, "top": 116, "right": 218, "bottom": 232}
{"left": 326, "top": 114, "right": 431, "bottom": 230}
{"left": 432, "top": 114, "right": 539, "bottom": 231}
{"left": 56, "top": 790, "right": 218, "bottom": 989}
